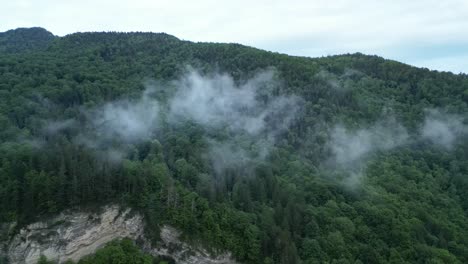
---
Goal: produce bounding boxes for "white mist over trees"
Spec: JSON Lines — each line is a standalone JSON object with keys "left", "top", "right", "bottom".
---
{"left": 168, "top": 69, "right": 301, "bottom": 136}
{"left": 37, "top": 68, "right": 302, "bottom": 169}
{"left": 421, "top": 109, "right": 467, "bottom": 149}
{"left": 325, "top": 108, "right": 468, "bottom": 187}
{"left": 37, "top": 69, "right": 467, "bottom": 184}
{"left": 326, "top": 117, "right": 409, "bottom": 187}
{"left": 329, "top": 119, "right": 409, "bottom": 167}
{"left": 2, "top": 29, "right": 468, "bottom": 264}
{"left": 167, "top": 69, "right": 302, "bottom": 174}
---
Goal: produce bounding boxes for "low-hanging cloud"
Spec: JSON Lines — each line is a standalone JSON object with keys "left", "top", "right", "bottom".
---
{"left": 206, "top": 140, "right": 252, "bottom": 176}
{"left": 326, "top": 109, "right": 467, "bottom": 188}
{"left": 326, "top": 117, "right": 409, "bottom": 188}
{"left": 329, "top": 119, "right": 409, "bottom": 167}
{"left": 421, "top": 109, "right": 467, "bottom": 149}
{"left": 168, "top": 69, "right": 301, "bottom": 136}
{"left": 25, "top": 88, "right": 162, "bottom": 165}
{"left": 43, "top": 119, "right": 76, "bottom": 135}
{"left": 168, "top": 69, "right": 302, "bottom": 174}
{"left": 63, "top": 88, "right": 162, "bottom": 161}
{"left": 89, "top": 89, "right": 161, "bottom": 144}
{"left": 34, "top": 68, "right": 302, "bottom": 168}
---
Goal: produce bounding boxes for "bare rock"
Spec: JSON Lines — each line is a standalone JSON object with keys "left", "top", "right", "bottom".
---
{"left": 4, "top": 205, "right": 237, "bottom": 264}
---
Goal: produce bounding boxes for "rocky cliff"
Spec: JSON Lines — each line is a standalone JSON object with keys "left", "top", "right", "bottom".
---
{"left": 2, "top": 205, "right": 236, "bottom": 264}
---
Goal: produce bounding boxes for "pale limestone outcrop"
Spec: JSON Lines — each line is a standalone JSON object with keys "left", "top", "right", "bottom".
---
{"left": 7, "top": 205, "right": 144, "bottom": 263}
{"left": 145, "top": 225, "right": 235, "bottom": 264}
{"left": 3, "top": 205, "right": 236, "bottom": 264}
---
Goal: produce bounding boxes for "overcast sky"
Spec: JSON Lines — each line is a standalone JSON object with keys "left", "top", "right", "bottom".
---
{"left": 3, "top": 0, "right": 468, "bottom": 73}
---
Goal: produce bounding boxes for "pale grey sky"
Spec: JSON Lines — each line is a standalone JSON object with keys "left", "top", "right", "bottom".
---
{"left": 2, "top": 0, "right": 468, "bottom": 73}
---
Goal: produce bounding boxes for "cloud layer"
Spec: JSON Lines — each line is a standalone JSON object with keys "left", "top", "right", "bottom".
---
{"left": 421, "top": 109, "right": 467, "bottom": 149}
{"left": 168, "top": 69, "right": 301, "bottom": 174}
{"left": 326, "top": 108, "right": 467, "bottom": 187}
{"left": 329, "top": 120, "right": 409, "bottom": 168}
{"left": 37, "top": 69, "right": 301, "bottom": 169}
{"left": 89, "top": 89, "right": 160, "bottom": 144}
{"left": 169, "top": 70, "right": 300, "bottom": 136}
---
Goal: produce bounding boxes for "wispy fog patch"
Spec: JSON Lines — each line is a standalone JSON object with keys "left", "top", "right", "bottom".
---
{"left": 89, "top": 89, "right": 160, "bottom": 144}
{"left": 315, "top": 68, "right": 364, "bottom": 92}
{"left": 421, "top": 109, "right": 467, "bottom": 149}
{"left": 43, "top": 119, "right": 76, "bottom": 135}
{"left": 205, "top": 136, "right": 278, "bottom": 177}
{"left": 169, "top": 70, "right": 260, "bottom": 134}
{"left": 30, "top": 68, "right": 302, "bottom": 166}
{"left": 329, "top": 119, "right": 409, "bottom": 167}
{"left": 98, "top": 148, "right": 127, "bottom": 164}
{"left": 61, "top": 89, "right": 162, "bottom": 163}
{"left": 168, "top": 70, "right": 302, "bottom": 175}
{"left": 38, "top": 88, "right": 161, "bottom": 152}
{"left": 168, "top": 69, "right": 302, "bottom": 174}
{"left": 17, "top": 137, "right": 46, "bottom": 149}
{"left": 327, "top": 117, "right": 409, "bottom": 187}
{"left": 168, "top": 69, "right": 301, "bottom": 136}
{"left": 206, "top": 140, "right": 252, "bottom": 176}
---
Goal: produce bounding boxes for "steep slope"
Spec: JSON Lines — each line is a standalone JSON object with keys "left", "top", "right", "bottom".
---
{"left": 4, "top": 205, "right": 234, "bottom": 264}
{"left": 0, "top": 28, "right": 467, "bottom": 264}
{"left": 0, "top": 27, "right": 56, "bottom": 53}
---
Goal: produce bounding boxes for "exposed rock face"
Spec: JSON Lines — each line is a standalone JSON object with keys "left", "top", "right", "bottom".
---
{"left": 145, "top": 225, "right": 235, "bottom": 264}
{"left": 6, "top": 205, "right": 144, "bottom": 263}
{"left": 3, "top": 205, "right": 236, "bottom": 264}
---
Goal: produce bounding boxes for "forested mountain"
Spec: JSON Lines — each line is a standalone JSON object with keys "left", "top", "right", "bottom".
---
{"left": 1, "top": 27, "right": 468, "bottom": 264}
{"left": 0, "top": 27, "right": 56, "bottom": 53}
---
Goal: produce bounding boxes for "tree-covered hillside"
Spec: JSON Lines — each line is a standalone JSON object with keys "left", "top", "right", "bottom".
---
{"left": 1, "top": 27, "right": 468, "bottom": 264}
{"left": 0, "top": 27, "right": 56, "bottom": 54}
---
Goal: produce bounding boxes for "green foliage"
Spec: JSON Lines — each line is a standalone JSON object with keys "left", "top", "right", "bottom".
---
{"left": 37, "top": 255, "right": 55, "bottom": 264}
{"left": 0, "top": 27, "right": 55, "bottom": 53}
{"left": 78, "top": 239, "right": 153, "bottom": 264}
{"left": 0, "top": 28, "right": 467, "bottom": 264}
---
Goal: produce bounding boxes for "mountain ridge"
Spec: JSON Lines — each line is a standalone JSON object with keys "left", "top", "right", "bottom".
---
{"left": 0, "top": 26, "right": 467, "bottom": 264}
{"left": 2, "top": 27, "right": 458, "bottom": 76}
{"left": 0, "top": 27, "right": 56, "bottom": 53}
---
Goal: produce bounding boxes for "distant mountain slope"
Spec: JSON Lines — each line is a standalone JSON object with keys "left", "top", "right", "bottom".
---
{"left": 0, "top": 28, "right": 468, "bottom": 264}
{"left": 0, "top": 27, "right": 56, "bottom": 53}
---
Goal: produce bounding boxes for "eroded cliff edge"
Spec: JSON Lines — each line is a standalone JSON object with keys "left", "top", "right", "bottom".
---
{"left": 1, "top": 205, "right": 235, "bottom": 264}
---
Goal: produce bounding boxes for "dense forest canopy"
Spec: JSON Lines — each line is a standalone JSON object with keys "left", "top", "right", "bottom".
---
{"left": 1, "top": 27, "right": 468, "bottom": 264}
